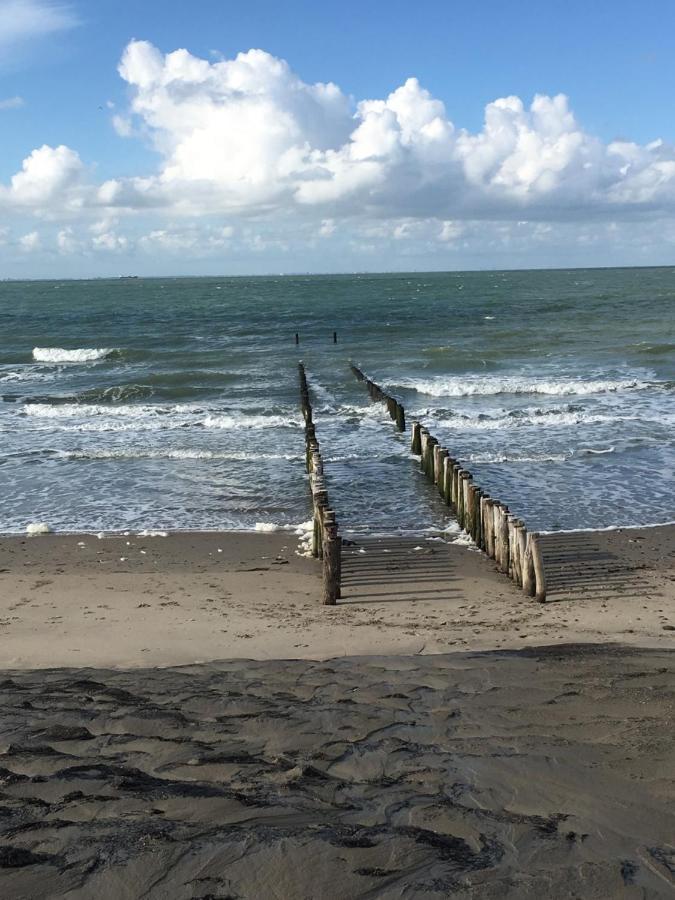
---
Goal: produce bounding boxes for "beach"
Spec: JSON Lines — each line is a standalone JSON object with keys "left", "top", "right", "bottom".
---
{"left": 1, "top": 526, "right": 674, "bottom": 897}
{"left": 1, "top": 526, "right": 674, "bottom": 669}
{"left": 0, "top": 643, "right": 673, "bottom": 898}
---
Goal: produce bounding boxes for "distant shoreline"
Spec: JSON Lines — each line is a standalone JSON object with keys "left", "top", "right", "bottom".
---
{"left": 2, "top": 262, "right": 674, "bottom": 283}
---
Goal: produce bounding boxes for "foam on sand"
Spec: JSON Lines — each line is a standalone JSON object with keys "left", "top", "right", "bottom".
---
{"left": 26, "top": 522, "right": 51, "bottom": 535}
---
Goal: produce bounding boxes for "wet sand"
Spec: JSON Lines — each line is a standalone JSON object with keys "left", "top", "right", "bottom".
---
{"left": 0, "top": 527, "right": 673, "bottom": 897}
{"left": 0, "top": 645, "right": 673, "bottom": 898}
{"left": 0, "top": 526, "right": 673, "bottom": 668}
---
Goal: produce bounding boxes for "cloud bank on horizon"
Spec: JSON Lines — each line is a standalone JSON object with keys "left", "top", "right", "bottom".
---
{"left": 2, "top": 38, "right": 675, "bottom": 271}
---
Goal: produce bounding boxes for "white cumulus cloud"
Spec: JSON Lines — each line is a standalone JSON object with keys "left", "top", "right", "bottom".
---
{"left": 3, "top": 38, "right": 675, "bottom": 274}
{"left": 96, "top": 40, "right": 675, "bottom": 221}
{"left": 2, "top": 144, "right": 86, "bottom": 211}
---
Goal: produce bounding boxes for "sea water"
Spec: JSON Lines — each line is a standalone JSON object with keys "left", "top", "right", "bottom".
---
{"left": 0, "top": 269, "right": 673, "bottom": 534}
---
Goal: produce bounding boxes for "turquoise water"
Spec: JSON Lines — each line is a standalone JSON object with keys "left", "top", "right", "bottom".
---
{"left": 0, "top": 268, "right": 673, "bottom": 534}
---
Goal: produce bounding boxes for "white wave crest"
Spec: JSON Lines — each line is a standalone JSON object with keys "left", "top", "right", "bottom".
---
{"left": 578, "top": 446, "right": 616, "bottom": 455}
{"left": 32, "top": 347, "right": 116, "bottom": 363}
{"left": 203, "top": 414, "right": 300, "bottom": 430}
{"left": 22, "top": 403, "right": 186, "bottom": 419}
{"left": 432, "top": 410, "right": 620, "bottom": 430}
{"left": 466, "top": 451, "right": 570, "bottom": 463}
{"left": 64, "top": 449, "right": 301, "bottom": 461}
{"left": 21, "top": 403, "right": 301, "bottom": 434}
{"left": 394, "top": 375, "right": 650, "bottom": 398}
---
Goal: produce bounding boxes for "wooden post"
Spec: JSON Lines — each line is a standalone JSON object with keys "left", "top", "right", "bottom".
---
{"left": 443, "top": 457, "right": 453, "bottom": 505}
{"left": 411, "top": 421, "right": 422, "bottom": 455}
{"left": 433, "top": 445, "right": 441, "bottom": 485}
{"left": 530, "top": 532, "right": 547, "bottom": 602}
{"left": 419, "top": 428, "right": 429, "bottom": 469}
{"left": 395, "top": 403, "right": 405, "bottom": 432}
{"left": 322, "top": 519, "right": 340, "bottom": 606}
{"left": 333, "top": 331, "right": 337, "bottom": 344}
{"left": 313, "top": 489, "right": 328, "bottom": 558}
{"left": 498, "top": 506, "right": 510, "bottom": 575}
{"left": 478, "top": 494, "right": 490, "bottom": 551}
{"left": 516, "top": 526, "right": 528, "bottom": 590}
{"left": 522, "top": 532, "right": 536, "bottom": 598}
{"left": 461, "top": 473, "right": 472, "bottom": 532}
{"left": 452, "top": 464, "right": 461, "bottom": 510}
{"left": 484, "top": 499, "right": 495, "bottom": 558}
{"left": 323, "top": 510, "right": 341, "bottom": 600}
{"left": 295, "top": 333, "right": 299, "bottom": 345}
{"left": 471, "top": 486, "right": 482, "bottom": 544}
{"left": 512, "top": 520, "right": 524, "bottom": 586}
{"left": 492, "top": 503, "right": 503, "bottom": 568}
{"left": 425, "top": 437, "right": 438, "bottom": 480}
{"left": 436, "top": 448, "right": 448, "bottom": 496}
{"left": 508, "top": 519, "right": 516, "bottom": 580}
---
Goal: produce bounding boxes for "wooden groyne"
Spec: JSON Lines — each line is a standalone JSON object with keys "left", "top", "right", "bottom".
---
{"left": 410, "top": 421, "right": 547, "bottom": 602}
{"left": 298, "top": 362, "right": 341, "bottom": 605}
{"left": 350, "top": 364, "right": 406, "bottom": 432}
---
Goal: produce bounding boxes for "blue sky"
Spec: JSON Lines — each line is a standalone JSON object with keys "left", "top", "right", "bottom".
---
{"left": 1, "top": 0, "right": 675, "bottom": 276}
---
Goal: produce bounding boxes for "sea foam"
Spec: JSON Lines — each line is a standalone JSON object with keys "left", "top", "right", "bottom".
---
{"left": 32, "top": 348, "right": 116, "bottom": 363}
{"left": 393, "top": 375, "right": 651, "bottom": 398}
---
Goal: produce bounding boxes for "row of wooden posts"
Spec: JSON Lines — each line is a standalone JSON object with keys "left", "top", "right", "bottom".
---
{"left": 298, "top": 362, "right": 342, "bottom": 605}
{"left": 350, "top": 364, "right": 406, "bottom": 432}
{"left": 411, "top": 421, "right": 547, "bottom": 602}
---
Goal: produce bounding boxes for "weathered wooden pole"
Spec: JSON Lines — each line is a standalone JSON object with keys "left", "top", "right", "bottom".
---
{"left": 485, "top": 499, "right": 496, "bottom": 558}
{"left": 443, "top": 457, "right": 453, "bottom": 505}
{"left": 333, "top": 331, "right": 337, "bottom": 344}
{"left": 522, "top": 533, "right": 536, "bottom": 597}
{"left": 323, "top": 510, "right": 341, "bottom": 600}
{"left": 322, "top": 517, "right": 340, "bottom": 606}
{"left": 395, "top": 403, "right": 406, "bottom": 432}
{"left": 425, "top": 437, "right": 438, "bottom": 480}
{"left": 497, "top": 506, "right": 510, "bottom": 575}
{"left": 411, "top": 421, "right": 422, "bottom": 455}
{"left": 529, "top": 532, "right": 547, "bottom": 602}
{"left": 436, "top": 448, "right": 449, "bottom": 496}
{"left": 470, "top": 485, "right": 482, "bottom": 544}
{"left": 512, "top": 519, "right": 524, "bottom": 586}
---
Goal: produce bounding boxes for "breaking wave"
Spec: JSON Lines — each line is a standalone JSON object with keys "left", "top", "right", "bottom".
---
{"left": 392, "top": 375, "right": 652, "bottom": 398}
{"left": 63, "top": 449, "right": 301, "bottom": 461}
{"left": 21, "top": 403, "right": 301, "bottom": 432}
{"left": 32, "top": 347, "right": 118, "bottom": 363}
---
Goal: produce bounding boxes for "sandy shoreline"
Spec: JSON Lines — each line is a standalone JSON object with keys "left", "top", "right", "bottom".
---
{"left": 0, "top": 525, "right": 673, "bottom": 668}
{"left": 0, "top": 644, "right": 673, "bottom": 898}
{"left": 0, "top": 526, "right": 673, "bottom": 896}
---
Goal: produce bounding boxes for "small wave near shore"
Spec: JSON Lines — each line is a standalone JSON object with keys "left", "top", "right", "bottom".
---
{"left": 32, "top": 347, "right": 118, "bottom": 363}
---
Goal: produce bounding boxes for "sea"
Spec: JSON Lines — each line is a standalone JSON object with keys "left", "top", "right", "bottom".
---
{"left": 0, "top": 268, "right": 673, "bottom": 536}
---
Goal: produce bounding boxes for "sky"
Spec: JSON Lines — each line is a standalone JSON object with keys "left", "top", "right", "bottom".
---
{"left": 1, "top": 0, "right": 675, "bottom": 277}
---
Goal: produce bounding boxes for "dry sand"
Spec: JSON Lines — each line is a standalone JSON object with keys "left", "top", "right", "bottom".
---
{"left": 0, "top": 526, "right": 673, "bottom": 897}
{"left": 0, "top": 526, "right": 673, "bottom": 668}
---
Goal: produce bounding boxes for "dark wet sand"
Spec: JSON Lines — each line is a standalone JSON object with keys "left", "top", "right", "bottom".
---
{"left": 1, "top": 644, "right": 673, "bottom": 899}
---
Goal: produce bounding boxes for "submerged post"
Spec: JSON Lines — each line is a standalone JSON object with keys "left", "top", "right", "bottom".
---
{"left": 349, "top": 363, "right": 406, "bottom": 432}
